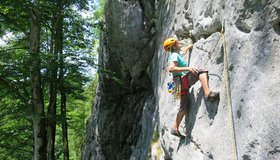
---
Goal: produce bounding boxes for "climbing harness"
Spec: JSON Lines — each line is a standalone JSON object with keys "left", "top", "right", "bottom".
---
{"left": 221, "top": 26, "right": 239, "bottom": 160}
{"left": 167, "top": 82, "right": 174, "bottom": 93}
{"left": 181, "top": 75, "right": 190, "bottom": 95}
{"left": 167, "top": 76, "right": 181, "bottom": 99}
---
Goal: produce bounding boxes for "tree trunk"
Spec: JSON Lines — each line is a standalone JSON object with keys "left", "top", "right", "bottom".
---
{"left": 57, "top": 1, "right": 69, "bottom": 159}
{"left": 46, "top": 17, "right": 57, "bottom": 160}
{"left": 61, "top": 85, "right": 69, "bottom": 160}
{"left": 47, "top": 1, "right": 64, "bottom": 159}
{"left": 29, "top": 2, "right": 47, "bottom": 160}
{"left": 59, "top": 49, "right": 70, "bottom": 160}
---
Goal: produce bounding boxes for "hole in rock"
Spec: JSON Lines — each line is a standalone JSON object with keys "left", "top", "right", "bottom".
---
{"left": 235, "top": 20, "right": 251, "bottom": 33}
{"left": 272, "top": 19, "right": 280, "bottom": 35}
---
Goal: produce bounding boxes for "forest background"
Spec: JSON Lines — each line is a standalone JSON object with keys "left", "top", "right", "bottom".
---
{"left": 0, "top": 0, "right": 104, "bottom": 159}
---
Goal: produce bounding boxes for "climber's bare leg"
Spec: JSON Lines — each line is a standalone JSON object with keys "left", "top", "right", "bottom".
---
{"left": 173, "top": 111, "right": 186, "bottom": 131}
{"left": 199, "top": 73, "right": 210, "bottom": 97}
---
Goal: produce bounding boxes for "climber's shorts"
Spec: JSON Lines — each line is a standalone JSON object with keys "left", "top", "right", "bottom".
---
{"left": 180, "top": 94, "right": 191, "bottom": 112}
{"left": 179, "top": 68, "right": 208, "bottom": 112}
{"left": 187, "top": 68, "right": 208, "bottom": 87}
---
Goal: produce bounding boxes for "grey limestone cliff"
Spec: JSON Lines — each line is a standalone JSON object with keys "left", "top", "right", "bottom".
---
{"left": 82, "top": 0, "right": 280, "bottom": 160}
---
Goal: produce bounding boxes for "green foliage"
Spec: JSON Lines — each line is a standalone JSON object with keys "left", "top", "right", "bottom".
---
{"left": 55, "top": 75, "right": 98, "bottom": 160}
{"left": 69, "top": 76, "right": 98, "bottom": 159}
{"left": 151, "top": 130, "right": 160, "bottom": 143}
{"left": 0, "top": 0, "right": 105, "bottom": 159}
{"left": 0, "top": 0, "right": 29, "bottom": 36}
{"left": 93, "top": 0, "right": 105, "bottom": 27}
{"left": 149, "top": 129, "right": 162, "bottom": 160}
{"left": 0, "top": 22, "right": 32, "bottom": 159}
{"left": 0, "top": 93, "right": 33, "bottom": 160}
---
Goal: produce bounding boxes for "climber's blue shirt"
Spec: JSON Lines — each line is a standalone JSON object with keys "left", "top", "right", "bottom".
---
{"left": 168, "top": 52, "right": 189, "bottom": 77}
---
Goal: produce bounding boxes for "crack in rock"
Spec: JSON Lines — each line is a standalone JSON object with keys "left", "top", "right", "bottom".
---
{"left": 187, "top": 137, "right": 213, "bottom": 159}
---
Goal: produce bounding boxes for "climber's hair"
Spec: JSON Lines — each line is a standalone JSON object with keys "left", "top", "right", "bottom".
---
{"left": 170, "top": 43, "right": 177, "bottom": 52}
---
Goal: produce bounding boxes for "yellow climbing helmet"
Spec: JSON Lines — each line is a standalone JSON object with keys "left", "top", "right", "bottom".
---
{"left": 163, "top": 38, "right": 176, "bottom": 51}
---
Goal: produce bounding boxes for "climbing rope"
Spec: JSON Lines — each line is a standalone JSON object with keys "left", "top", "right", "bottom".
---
{"left": 221, "top": 27, "right": 239, "bottom": 160}
{"left": 198, "top": 23, "right": 238, "bottom": 159}
{"left": 199, "top": 23, "right": 239, "bottom": 159}
{"left": 165, "top": 27, "right": 239, "bottom": 159}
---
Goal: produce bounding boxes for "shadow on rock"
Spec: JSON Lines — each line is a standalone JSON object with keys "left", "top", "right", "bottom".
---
{"left": 179, "top": 88, "right": 220, "bottom": 150}
{"left": 176, "top": 136, "right": 189, "bottom": 151}
{"left": 186, "top": 88, "right": 220, "bottom": 128}
{"left": 183, "top": 88, "right": 202, "bottom": 146}
{"left": 205, "top": 96, "right": 219, "bottom": 121}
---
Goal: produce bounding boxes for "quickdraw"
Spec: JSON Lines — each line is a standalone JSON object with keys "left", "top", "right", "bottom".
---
{"left": 167, "top": 75, "right": 190, "bottom": 99}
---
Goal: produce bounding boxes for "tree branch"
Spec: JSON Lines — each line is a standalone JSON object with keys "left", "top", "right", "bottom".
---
{"left": 0, "top": 47, "right": 28, "bottom": 52}
{"left": 0, "top": 144, "right": 32, "bottom": 154}
{"left": 0, "top": 11, "right": 29, "bottom": 36}
{"left": 1, "top": 139, "right": 33, "bottom": 160}
{"left": 0, "top": 76, "right": 29, "bottom": 106}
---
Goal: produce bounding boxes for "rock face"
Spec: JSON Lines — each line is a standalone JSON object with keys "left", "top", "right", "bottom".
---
{"left": 82, "top": 0, "right": 280, "bottom": 160}
{"left": 82, "top": 0, "right": 157, "bottom": 160}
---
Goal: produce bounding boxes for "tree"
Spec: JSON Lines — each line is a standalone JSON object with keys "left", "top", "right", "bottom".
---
{"left": 28, "top": 1, "right": 47, "bottom": 159}
{"left": 46, "top": 0, "right": 64, "bottom": 159}
{"left": 0, "top": 0, "right": 103, "bottom": 159}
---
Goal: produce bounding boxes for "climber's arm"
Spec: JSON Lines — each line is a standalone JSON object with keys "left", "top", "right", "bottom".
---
{"left": 168, "top": 61, "right": 197, "bottom": 74}
{"left": 181, "top": 44, "right": 193, "bottom": 56}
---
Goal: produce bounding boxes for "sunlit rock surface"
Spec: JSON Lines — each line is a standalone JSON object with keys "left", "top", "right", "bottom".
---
{"left": 82, "top": 0, "right": 280, "bottom": 159}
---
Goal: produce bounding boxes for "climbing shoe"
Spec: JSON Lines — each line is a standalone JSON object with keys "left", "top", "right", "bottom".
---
{"left": 171, "top": 128, "right": 183, "bottom": 137}
{"left": 205, "top": 91, "right": 220, "bottom": 101}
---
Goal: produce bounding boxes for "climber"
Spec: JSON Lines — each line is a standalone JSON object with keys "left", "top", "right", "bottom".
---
{"left": 163, "top": 37, "right": 219, "bottom": 137}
